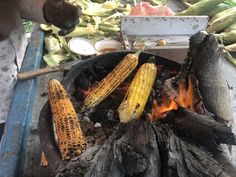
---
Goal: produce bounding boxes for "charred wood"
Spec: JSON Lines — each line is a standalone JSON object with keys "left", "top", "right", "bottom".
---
{"left": 191, "top": 34, "right": 234, "bottom": 127}
{"left": 57, "top": 108, "right": 236, "bottom": 177}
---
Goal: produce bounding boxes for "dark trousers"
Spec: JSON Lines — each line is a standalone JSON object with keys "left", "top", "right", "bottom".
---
{"left": 0, "top": 123, "right": 4, "bottom": 142}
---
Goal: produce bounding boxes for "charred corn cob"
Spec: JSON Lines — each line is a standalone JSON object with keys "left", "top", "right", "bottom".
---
{"left": 81, "top": 51, "right": 141, "bottom": 111}
{"left": 48, "top": 79, "right": 86, "bottom": 160}
{"left": 118, "top": 62, "right": 157, "bottom": 123}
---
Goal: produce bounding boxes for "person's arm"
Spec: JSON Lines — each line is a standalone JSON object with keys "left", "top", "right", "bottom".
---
{"left": 18, "top": 0, "right": 47, "bottom": 24}
{"left": 0, "top": 1, "right": 17, "bottom": 40}
{"left": 18, "top": 0, "right": 81, "bottom": 34}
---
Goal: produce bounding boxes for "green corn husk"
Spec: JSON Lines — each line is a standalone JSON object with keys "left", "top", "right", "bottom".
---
{"left": 223, "top": 49, "right": 236, "bottom": 66}
{"left": 41, "top": 0, "right": 131, "bottom": 66}
{"left": 117, "top": 4, "right": 131, "bottom": 14}
{"left": 183, "top": 0, "right": 202, "bottom": 3}
{"left": 91, "top": 0, "right": 106, "bottom": 4}
{"left": 57, "top": 36, "right": 79, "bottom": 60}
{"left": 82, "top": 1, "right": 120, "bottom": 16}
{"left": 40, "top": 24, "right": 55, "bottom": 31}
{"left": 65, "top": 24, "right": 101, "bottom": 37}
{"left": 210, "top": 6, "right": 236, "bottom": 24}
{"left": 40, "top": 24, "right": 60, "bottom": 34}
{"left": 80, "top": 15, "right": 92, "bottom": 23}
{"left": 224, "top": 23, "right": 236, "bottom": 32}
{"left": 207, "top": 3, "right": 232, "bottom": 17}
{"left": 215, "top": 30, "right": 236, "bottom": 44}
{"left": 225, "top": 43, "right": 236, "bottom": 52}
{"left": 43, "top": 53, "right": 71, "bottom": 66}
{"left": 44, "top": 35, "right": 63, "bottom": 53}
{"left": 175, "top": 0, "right": 223, "bottom": 15}
{"left": 224, "top": 0, "right": 236, "bottom": 6}
{"left": 98, "top": 23, "right": 120, "bottom": 32}
{"left": 207, "top": 13, "right": 236, "bottom": 33}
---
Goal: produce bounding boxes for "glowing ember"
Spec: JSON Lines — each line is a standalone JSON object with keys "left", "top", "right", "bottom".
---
{"left": 83, "top": 86, "right": 93, "bottom": 97}
{"left": 150, "top": 76, "right": 195, "bottom": 121}
{"left": 79, "top": 85, "right": 93, "bottom": 99}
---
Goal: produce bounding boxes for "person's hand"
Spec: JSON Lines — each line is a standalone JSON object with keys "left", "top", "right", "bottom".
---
{"left": 43, "top": 0, "right": 81, "bottom": 36}
{"left": 0, "top": 1, "right": 17, "bottom": 41}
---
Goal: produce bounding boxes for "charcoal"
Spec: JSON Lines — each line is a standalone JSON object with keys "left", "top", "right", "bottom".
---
{"left": 74, "top": 74, "right": 91, "bottom": 91}
{"left": 93, "top": 64, "right": 106, "bottom": 74}
{"left": 88, "top": 75, "right": 95, "bottom": 83}
{"left": 93, "top": 63, "right": 109, "bottom": 80}
{"left": 154, "top": 79, "right": 164, "bottom": 90}
{"left": 40, "top": 92, "right": 48, "bottom": 97}
{"left": 158, "top": 68, "right": 173, "bottom": 81}
{"left": 73, "top": 90, "right": 84, "bottom": 102}
{"left": 89, "top": 110, "right": 108, "bottom": 123}
{"left": 84, "top": 67, "right": 97, "bottom": 79}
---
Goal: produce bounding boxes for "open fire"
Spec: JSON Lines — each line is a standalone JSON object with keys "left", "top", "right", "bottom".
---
{"left": 73, "top": 54, "right": 198, "bottom": 124}
{"left": 40, "top": 34, "right": 236, "bottom": 177}
{"left": 149, "top": 76, "right": 195, "bottom": 121}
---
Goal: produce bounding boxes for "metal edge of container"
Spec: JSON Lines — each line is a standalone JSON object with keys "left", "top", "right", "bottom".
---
{"left": 121, "top": 16, "right": 209, "bottom": 36}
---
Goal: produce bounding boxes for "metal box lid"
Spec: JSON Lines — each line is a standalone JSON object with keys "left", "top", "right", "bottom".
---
{"left": 120, "top": 16, "right": 209, "bottom": 63}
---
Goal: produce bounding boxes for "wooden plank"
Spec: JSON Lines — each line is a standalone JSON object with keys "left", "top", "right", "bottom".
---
{"left": 0, "top": 26, "right": 44, "bottom": 177}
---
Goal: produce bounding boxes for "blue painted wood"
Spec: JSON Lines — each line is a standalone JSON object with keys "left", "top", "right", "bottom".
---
{"left": 0, "top": 26, "right": 44, "bottom": 177}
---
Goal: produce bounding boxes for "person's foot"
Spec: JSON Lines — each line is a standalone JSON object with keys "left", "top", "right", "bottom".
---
{"left": 0, "top": 123, "right": 5, "bottom": 142}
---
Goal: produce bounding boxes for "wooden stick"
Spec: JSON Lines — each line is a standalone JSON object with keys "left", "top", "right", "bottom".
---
{"left": 17, "top": 66, "right": 61, "bottom": 80}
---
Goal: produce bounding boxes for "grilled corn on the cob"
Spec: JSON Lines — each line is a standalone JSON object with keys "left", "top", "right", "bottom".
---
{"left": 118, "top": 62, "right": 157, "bottom": 123}
{"left": 81, "top": 51, "right": 141, "bottom": 111}
{"left": 48, "top": 79, "right": 86, "bottom": 160}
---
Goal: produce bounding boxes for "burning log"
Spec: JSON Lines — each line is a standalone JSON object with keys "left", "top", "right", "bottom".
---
{"left": 164, "top": 32, "right": 234, "bottom": 127}
{"left": 191, "top": 34, "right": 234, "bottom": 128}
{"left": 57, "top": 107, "right": 236, "bottom": 177}
{"left": 168, "top": 107, "right": 236, "bottom": 150}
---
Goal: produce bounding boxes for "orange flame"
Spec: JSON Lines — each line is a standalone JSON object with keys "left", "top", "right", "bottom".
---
{"left": 150, "top": 76, "right": 194, "bottom": 121}
{"left": 177, "top": 77, "right": 195, "bottom": 111}
{"left": 150, "top": 98, "right": 178, "bottom": 119}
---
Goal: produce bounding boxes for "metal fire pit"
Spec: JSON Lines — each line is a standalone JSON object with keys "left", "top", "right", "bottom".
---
{"left": 38, "top": 51, "right": 181, "bottom": 174}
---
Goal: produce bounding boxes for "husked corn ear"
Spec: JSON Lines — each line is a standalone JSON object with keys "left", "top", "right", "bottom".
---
{"left": 207, "top": 7, "right": 236, "bottom": 33}
{"left": 82, "top": 51, "right": 141, "bottom": 111}
{"left": 48, "top": 79, "right": 86, "bottom": 160}
{"left": 118, "top": 62, "right": 157, "bottom": 123}
{"left": 225, "top": 43, "right": 236, "bottom": 52}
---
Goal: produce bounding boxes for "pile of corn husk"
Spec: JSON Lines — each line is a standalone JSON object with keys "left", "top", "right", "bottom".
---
{"left": 40, "top": 0, "right": 131, "bottom": 66}
{"left": 176, "top": 0, "right": 236, "bottom": 65}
